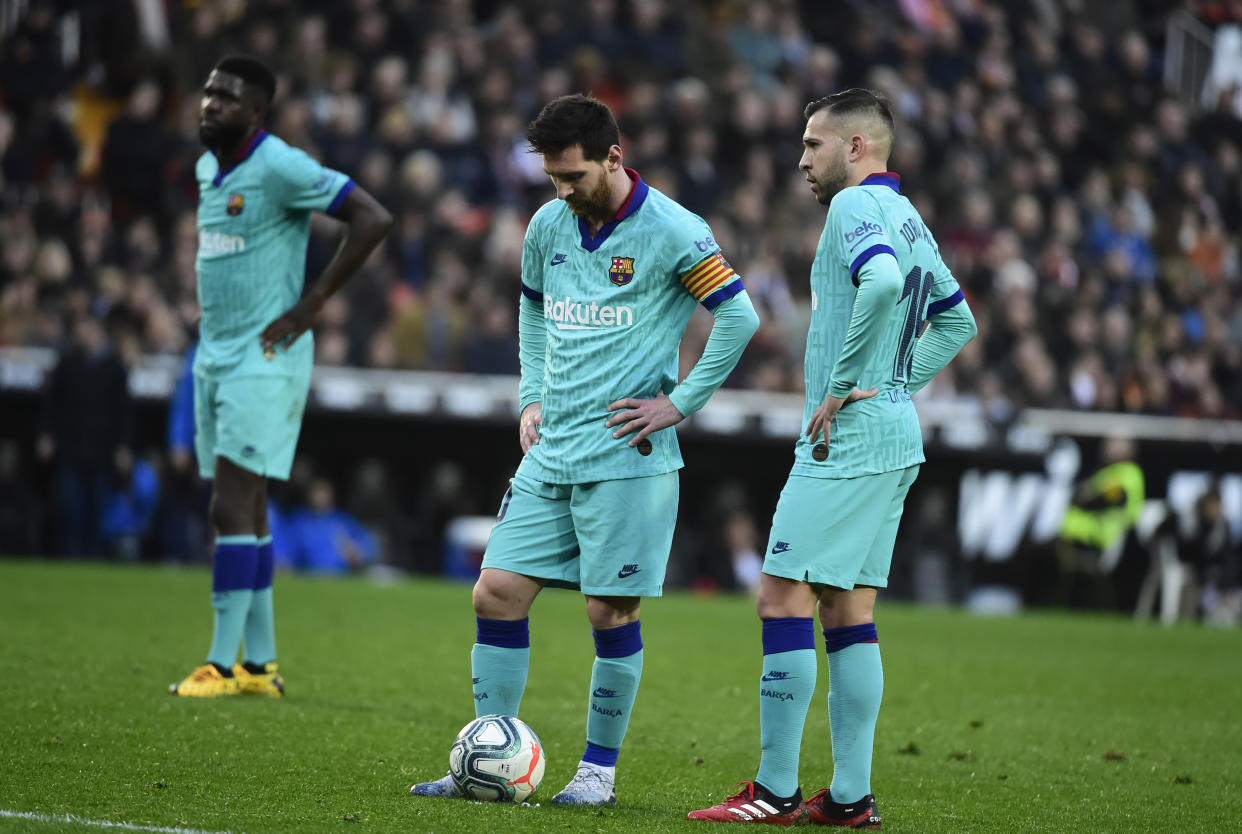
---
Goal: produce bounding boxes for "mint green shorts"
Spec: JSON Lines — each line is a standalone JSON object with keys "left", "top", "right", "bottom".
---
{"left": 193, "top": 373, "right": 309, "bottom": 480}
{"left": 762, "top": 465, "right": 920, "bottom": 589}
{"left": 481, "top": 471, "right": 678, "bottom": 597}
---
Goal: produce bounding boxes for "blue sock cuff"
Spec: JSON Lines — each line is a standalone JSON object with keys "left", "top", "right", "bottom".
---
{"left": 583, "top": 741, "right": 619, "bottom": 768}
{"left": 213, "top": 541, "right": 259, "bottom": 592}
{"left": 254, "top": 539, "right": 275, "bottom": 590}
{"left": 593, "top": 620, "right": 642, "bottom": 658}
{"left": 762, "top": 616, "right": 816, "bottom": 654}
{"left": 217, "top": 534, "right": 258, "bottom": 546}
{"left": 824, "top": 622, "right": 878, "bottom": 654}
{"left": 476, "top": 617, "right": 530, "bottom": 649}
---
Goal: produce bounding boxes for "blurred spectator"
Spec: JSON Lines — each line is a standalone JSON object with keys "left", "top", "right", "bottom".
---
{"left": 277, "top": 476, "right": 378, "bottom": 574}
{"left": 1174, "top": 486, "right": 1241, "bottom": 623}
{"left": 0, "top": 439, "right": 40, "bottom": 553}
{"left": 157, "top": 342, "right": 209, "bottom": 562}
{"left": 36, "top": 314, "right": 135, "bottom": 557}
{"left": 101, "top": 78, "right": 174, "bottom": 229}
{"left": 1054, "top": 436, "right": 1146, "bottom": 608}
{"left": 100, "top": 453, "right": 161, "bottom": 561}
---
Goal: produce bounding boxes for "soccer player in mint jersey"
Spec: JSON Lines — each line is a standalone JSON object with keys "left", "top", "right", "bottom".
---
{"left": 689, "top": 89, "right": 977, "bottom": 827}
{"left": 170, "top": 56, "right": 391, "bottom": 698}
{"left": 410, "top": 94, "right": 759, "bottom": 806}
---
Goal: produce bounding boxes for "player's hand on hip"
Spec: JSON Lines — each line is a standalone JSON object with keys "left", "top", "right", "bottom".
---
{"left": 606, "top": 392, "right": 685, "bottom": 447}
{"left": 519, "top": 402, "right": 542, "bottom": 454}
{"left": 260, "top": 298, "right": 322, "bottom": 354}
{"left": 805, "top": 387, "right": 878, "bottom": 445}
{"left": 845, "top": 386, "right": 879, "bottom": 405}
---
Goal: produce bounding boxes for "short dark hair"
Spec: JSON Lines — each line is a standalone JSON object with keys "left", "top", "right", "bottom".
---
{"left": 804, "top": 88, "right": 894, "bottom": 134}
{"left": 213, "top": 55, "right": 277, "bottom": 106}
{"left": 525, "top": 94, "right": 620, "bottom": 161}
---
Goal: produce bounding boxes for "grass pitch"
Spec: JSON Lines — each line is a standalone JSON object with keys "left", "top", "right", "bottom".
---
{"left": 0, "top": 559, "right": 1238, "bottom": 834}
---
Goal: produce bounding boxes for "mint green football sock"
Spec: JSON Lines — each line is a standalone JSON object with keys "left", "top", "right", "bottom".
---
{"left": 206, "top": 536, "right": 258, "bottom": 668}
{"left": 584, "top": 622, "right": 643, "bottom": 754}
{"left": 471, "top": 617, "right": 530, "bottom": 717}
{"left": 825, "top": 624, "right": 883, "bottom": 803}
{"left": 242, "top": 537, "right": 276, "bottom": 665}
{"left": 755, "top": 618, "right": 818, "bottom": 798}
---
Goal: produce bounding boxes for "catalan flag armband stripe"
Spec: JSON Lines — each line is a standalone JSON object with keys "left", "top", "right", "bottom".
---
{"left": 681, "top": 252, "right": 740, "bottom": 304}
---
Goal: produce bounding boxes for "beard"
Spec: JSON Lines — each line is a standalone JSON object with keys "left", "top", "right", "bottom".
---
{"left": 812, "top": 151, "right": 850, "bottom": 205}
{"left": 199, "top": 120, "right": 248, "bottom": 150}
{"left": 565, "top": 174, "right": 614, "bottom": 218}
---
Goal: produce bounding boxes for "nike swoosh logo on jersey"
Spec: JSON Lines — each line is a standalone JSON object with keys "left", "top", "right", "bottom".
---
{"left": 550, "top": 253, "right": 567, "bottom": 266}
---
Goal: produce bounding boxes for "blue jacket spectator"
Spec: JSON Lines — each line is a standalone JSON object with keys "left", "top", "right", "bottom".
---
{"left": 277, "top": 477, "right": 378, "bottom": 574}
{"left": 101, "top": 456, "right": 160, "bottom": 561}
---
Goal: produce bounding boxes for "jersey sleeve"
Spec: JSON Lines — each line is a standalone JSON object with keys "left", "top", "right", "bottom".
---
{"left": 520, "top": 214, "right": 546, "bottom": 298}
{"left": 925, "top": 249, "right": 965, "bottom": 316}
{"left": 667, "top": 218, "right": 745, "bottom": 311}
{"left": 267, "top": 143, "right": 354, "bottom": 216}
{"left": 517, "top": 216, "right": 547, "bottom": 411}
{"left": 908, "top": 252, "right": 975, "bottom": 394}
{"left": 830, "top": 188, "right": 899, "bottom": 287}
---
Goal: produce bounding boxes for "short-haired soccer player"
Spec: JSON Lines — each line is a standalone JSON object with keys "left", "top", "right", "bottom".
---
{"left": 688, "top": 88, "right": 977, "bottom": 826}
{"left": 170, "top": 55, "right": 392, "bottom": 697}
{"left": 410, "top": 94, "right": 759, "bottom": 806}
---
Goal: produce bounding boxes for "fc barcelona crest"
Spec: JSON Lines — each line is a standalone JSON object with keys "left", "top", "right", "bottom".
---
{"left": 609, "top": 256, "right": 635, "bottom": 286}
{"left": 226, "top": 193, "right": 245, "bottom": 216}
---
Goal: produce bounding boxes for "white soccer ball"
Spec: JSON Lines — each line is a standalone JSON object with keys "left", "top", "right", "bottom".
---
{"left": 448, "top": 714, "right": 546, "bottom": 802}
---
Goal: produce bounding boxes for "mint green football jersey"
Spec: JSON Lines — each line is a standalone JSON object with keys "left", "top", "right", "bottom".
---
{"left": 194, "top": 130, "right": 354, "bottom": 379}
{"left": 518, "top": 172, "right": 744, "bottom": 484}
{"left": 794, "top": 172, "right": 964, "bottom": 479}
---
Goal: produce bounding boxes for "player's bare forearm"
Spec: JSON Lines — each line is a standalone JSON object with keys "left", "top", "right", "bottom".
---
{"left": 305, "top": 186, "right": 393, "bottom": 305}
{"left": 261, "top": 186, "right": 393, "bottom": 350}
{"left": 606, "top": 392, "right": 685, "bottom": 447}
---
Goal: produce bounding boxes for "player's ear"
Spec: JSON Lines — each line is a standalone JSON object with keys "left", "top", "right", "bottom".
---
{"left": 847, "top": 134, "right": 866, "bottom": 162}
{"left": 607, "top": 144, "right": 623, "bottom": 171}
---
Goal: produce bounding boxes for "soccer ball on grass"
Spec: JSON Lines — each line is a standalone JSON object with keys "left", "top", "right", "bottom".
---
{"left": 448, "top": 714, "right": 545, "bottom": 802}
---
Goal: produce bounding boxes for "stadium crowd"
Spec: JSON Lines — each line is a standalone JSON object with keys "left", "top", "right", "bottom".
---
{"left": 1, "top": 1, "right": 1240, "bottom": 595}
{"left": 3, "top": 0, "right": 1241, "bottom": 417}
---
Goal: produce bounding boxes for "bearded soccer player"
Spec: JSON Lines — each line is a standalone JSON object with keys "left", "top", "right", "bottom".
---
{"left": 410, "top": 94, "right": 759, "bottom": 806}
{"left": 689, "top": 89, "right": 977, "bottom": 826}
{"left": 170, "top": 56, "right": 391, "bottom": 697}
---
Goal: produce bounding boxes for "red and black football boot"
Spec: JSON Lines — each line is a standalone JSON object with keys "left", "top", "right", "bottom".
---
{"left": 802, "top": 788, "right": 881, "bottom": 828}
{"left": 687, "top": 781, "right": 807, "bottom": 825}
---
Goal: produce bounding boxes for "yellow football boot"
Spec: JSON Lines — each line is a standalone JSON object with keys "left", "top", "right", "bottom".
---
{"left": 169, "top": 663, "right": 241, "bottom": 697}
{"left": 232, "top": 662, "right": 285, "bottom": 697}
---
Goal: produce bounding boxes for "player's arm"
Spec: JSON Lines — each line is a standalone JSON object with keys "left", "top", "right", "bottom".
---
{"left": 517, "top": 225, "right": 547, "bottom": 453}
{"left": 806, "top": 252, "right": 903, "bottom": 442}
{"left": 261, "top": 184, "right": 393, "bottom": 351}
{"left": 608, "top": 252, "right": 759, "bottom": 447}
{"left": 907, "top": 289, "right": 977, "bottom": 394}
{"left": 666, "top": 291, "right": 759, "bottom": 416}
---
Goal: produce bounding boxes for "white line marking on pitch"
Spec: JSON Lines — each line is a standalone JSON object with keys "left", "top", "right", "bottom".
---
{"left": 0, "top": 809, "right": 241, "bottom": 834}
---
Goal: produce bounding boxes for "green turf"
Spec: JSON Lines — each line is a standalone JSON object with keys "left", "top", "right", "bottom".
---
{"left": 0, "top": 560, "right": 1238, "bottom": 834}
